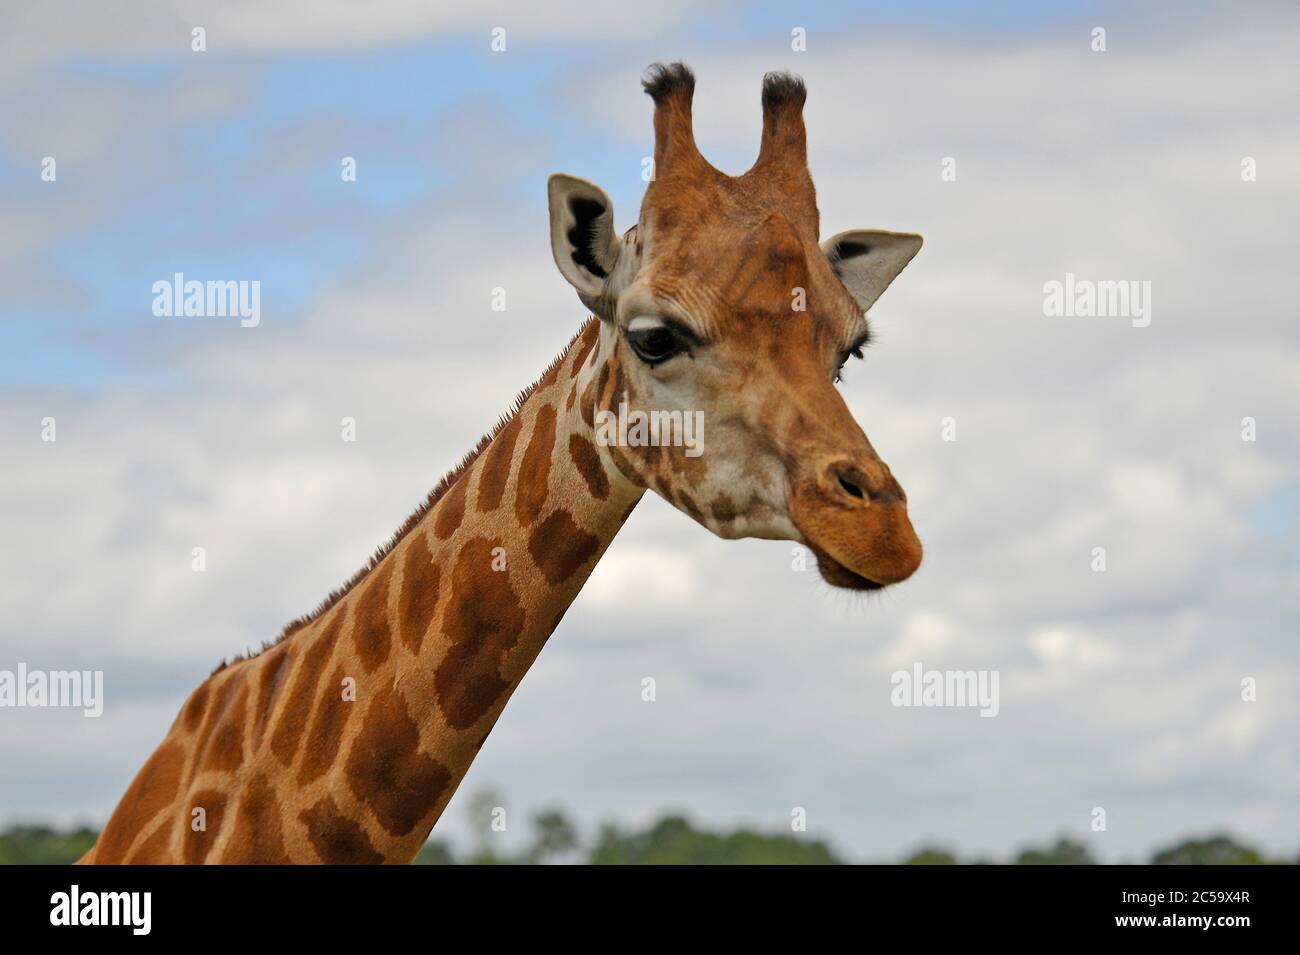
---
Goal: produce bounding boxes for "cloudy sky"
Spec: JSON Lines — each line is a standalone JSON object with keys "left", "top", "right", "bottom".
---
{"left": 1, "top": 0, "right": 1297, "bottom": 862}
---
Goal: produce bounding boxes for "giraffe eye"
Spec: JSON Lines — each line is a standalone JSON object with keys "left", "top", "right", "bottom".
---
{"left": 626, "top": 324, "right": 685, "bottom": 366}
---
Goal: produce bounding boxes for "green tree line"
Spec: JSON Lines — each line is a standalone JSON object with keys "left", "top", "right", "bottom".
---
{"left": 3, "top": 796, "right": 1294, "bottom": 866}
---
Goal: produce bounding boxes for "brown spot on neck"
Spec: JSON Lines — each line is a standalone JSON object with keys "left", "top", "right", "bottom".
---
{"left": 228, "top": 774, "right": 290, "bottom": 863}
{"left": 182, "top": 683, "right": 210, "bottom": 732}
{"left": 594, "top": 361, "right": 610, "bottom": 407}
{"left": 269, "top": 614, "right": 339, "bottom": 766}
{"left": 515, "top": 404, "right": 557, "bottom": 526}
{"left": 570, "top": 321, "right": 599, "bottom": 375}
{"left": 398, "top": 533, "right": 440, "bottom": 653}
{"left": 345, "top": 680, "right": 454, "bottom": 837}
{"left": 182, "top": 790, "right": 228, "bottom": 864}
{"left": 197, "top": 675, "right": 249, "bottom": 774}
{"left": 569, "top": 433, "right": 610, "bottom": 501}
{"left": 352, "top": 561, "right": 394, "bottom": 673}
{"left": 251, "top": 645, "right": 293, "bottom": 749}
{"left": 528, "top": 510, "right": 602, "bottom": 585}
{"left": 434, "top": 537, "right": 528, "bottom": 729}
{"left": 301, "top": 796, "right": 384, "bottom": 864}
{"left": 432, "top": 474, "right": 468, "bottom": 539}
{"left": 579, "top": 376, "right": 597, "bottom": 429}
{"left": 297, "top": 663, "right": 356, "bottom": 785}
{"left": 476, "top": 413, "right": 522, "bottom": 514}
{"left": 710, "top": 492, "right": 739, "bottom": 523}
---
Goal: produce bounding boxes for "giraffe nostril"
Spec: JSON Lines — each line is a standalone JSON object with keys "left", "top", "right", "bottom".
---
{"left": 837, "top": 474, "right": 865, "bottom": 500}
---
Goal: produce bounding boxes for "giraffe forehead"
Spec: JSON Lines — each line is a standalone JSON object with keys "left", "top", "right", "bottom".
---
{"left": 643, "top": 161, "right": 818, "bottom": 233}
{"left": 645, "top": 256, "right": 851, "bottom": 351}
{"left": 637, "top": 209, "right": 856, "bottom": 344}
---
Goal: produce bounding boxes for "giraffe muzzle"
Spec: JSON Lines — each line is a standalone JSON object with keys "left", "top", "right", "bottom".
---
{"left": 787, "top": 457, "right": 923, "bottom": 590}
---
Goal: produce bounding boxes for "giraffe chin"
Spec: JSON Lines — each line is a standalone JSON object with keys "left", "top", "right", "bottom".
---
{"left": 805, "top": 543, "right": 887, "bottom": 591}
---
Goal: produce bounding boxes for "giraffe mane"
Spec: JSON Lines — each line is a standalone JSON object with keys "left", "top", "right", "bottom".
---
{"left": 212, "top": 319, "right": 597, "bottom": 673}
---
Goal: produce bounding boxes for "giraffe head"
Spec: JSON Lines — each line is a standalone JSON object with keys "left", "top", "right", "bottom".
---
{"left": 547, "top": 63, "right": 923, "bottom": 590}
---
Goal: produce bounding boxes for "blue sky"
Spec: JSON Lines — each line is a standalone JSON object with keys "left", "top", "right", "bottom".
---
{"left": 2, "top": 0, "right": 1099, "bottom": 387}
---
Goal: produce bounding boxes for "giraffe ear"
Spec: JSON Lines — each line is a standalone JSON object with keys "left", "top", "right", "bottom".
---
{"left": 548, "top": 174, "right": 621, "bottom": 310}
{"left": 822, "top": 230, "right": 923, "bottom": 313}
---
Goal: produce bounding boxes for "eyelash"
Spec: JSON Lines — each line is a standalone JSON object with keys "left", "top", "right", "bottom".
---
{"left": 834, "top": 344, "right": 866, "bottom": 383}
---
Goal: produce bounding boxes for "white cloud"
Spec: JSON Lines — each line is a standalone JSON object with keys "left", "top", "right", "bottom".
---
{"left": 883, "top": 610, "right": 955, "bottom": 668}
{"left": 581, "top": 545, "right": 700, "bottom": 610}
{"left": 0, "top": 0, "right": 703, "bottom": 74}
{"left": 1027, "top": 625, "right": 1116, "bottom": 669}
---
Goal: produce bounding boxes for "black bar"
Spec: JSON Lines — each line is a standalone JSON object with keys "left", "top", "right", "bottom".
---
{"left": 0, "top": 863, "right": 1286, "bottom": 941}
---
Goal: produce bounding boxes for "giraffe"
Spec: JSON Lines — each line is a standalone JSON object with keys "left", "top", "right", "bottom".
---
{"left": 79, "top": 63, "right": 923, "bottom": 864}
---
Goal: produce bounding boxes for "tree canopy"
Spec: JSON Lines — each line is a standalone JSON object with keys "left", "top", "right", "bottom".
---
{"left": 3, "top": 801, "right": 1292, "bottom": 866}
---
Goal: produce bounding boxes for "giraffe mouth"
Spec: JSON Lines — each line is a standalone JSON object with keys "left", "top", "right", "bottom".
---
{"left": 787, "top": 471, "right": 923, "bottom": 591}
{"left": 806, "top": 542, "right": 886, "bottom": 591}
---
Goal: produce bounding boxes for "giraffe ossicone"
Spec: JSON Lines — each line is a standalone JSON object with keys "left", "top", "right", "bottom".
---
{"left": 82, "top": 62, "right": 924, "bottom": 864}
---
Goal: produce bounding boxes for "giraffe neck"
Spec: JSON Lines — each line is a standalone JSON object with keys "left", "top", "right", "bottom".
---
{"left": 273, "top": 317, "right": 640, "bottom": 862}
{"left": 88, "top": 318, "right": 645, "bottom": 865}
